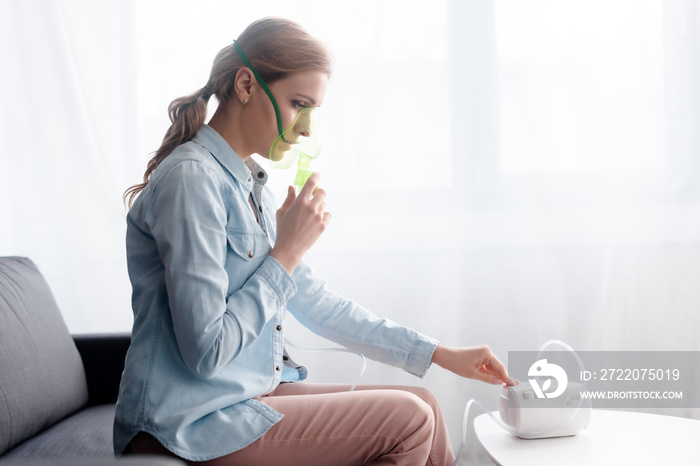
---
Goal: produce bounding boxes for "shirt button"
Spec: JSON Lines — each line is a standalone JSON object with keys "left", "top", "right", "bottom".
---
{"left": 275, "top": 365, "right": 281, "bottom": 372}
{"left": 248, "top": 250, "right": 254, "bottom": 259}
{"left": 276, "top": 325, "right": 282, "bottom": 331}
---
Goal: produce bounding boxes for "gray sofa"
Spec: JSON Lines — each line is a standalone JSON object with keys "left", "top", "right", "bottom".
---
{"left": 0, "top": 257, "right": 182, "bottom": 465}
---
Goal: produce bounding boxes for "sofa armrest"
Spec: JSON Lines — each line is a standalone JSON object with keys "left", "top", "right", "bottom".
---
{"left": 73, "top": 333, "right": 131, "bottom": 407}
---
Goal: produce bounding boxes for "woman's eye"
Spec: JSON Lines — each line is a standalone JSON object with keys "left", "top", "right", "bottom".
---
{"left": 293, "top": 101, "right": 307, "bottom": 110}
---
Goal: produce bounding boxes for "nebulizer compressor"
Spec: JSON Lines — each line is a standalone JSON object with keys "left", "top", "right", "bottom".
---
{"left": 451, "top": 340, "right": 592, "bottom": 466}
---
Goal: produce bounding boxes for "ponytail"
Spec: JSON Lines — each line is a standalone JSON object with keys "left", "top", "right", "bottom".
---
{"left": 123, "top": 86, "right": 212, "bottom": 208}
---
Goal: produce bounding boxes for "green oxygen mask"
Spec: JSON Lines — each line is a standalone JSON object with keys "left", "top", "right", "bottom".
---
{"left": 269, "top": 107, "right": 321, "bottom": 191}
{"left": 233, "top": 39, "right": 322, "bottom": 192}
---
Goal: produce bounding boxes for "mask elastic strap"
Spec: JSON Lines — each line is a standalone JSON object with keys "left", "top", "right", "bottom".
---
{"left": 233, "top": 40, "right": 287, "bottom": 143}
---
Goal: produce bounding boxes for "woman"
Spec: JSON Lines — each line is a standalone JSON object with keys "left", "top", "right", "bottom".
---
{"left": 115, "top": 17, "right": 511, "bottom": 466}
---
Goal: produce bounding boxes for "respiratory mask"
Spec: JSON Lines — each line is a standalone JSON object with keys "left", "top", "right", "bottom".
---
{"left": 234, "top": 40, "right": 322, "bottom": 191}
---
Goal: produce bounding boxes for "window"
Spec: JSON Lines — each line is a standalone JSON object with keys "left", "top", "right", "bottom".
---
{"left": 495, "top": 0, "right": 666, "bottom": 173}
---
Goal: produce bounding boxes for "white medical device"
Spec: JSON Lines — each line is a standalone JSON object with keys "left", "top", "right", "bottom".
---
{"left": 452, "top": 340, "right": 591, "bottom": 466}
{"left": 499, "top": 383, "right": 591, "bottom": 438}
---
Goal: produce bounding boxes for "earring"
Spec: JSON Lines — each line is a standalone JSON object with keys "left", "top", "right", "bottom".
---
{"left": 243, "top": 98, "right": 248, "bottom": 105}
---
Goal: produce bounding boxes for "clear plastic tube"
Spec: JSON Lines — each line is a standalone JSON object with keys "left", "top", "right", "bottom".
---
{"left": 284, "top": 338, "right": 367, "bottom": 391}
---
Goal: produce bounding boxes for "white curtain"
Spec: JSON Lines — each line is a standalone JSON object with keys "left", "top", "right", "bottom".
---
{"left": 0, "top": 0, "right": 137, "bottom": 331}
{"left": 2, "top": 0, "right": 699, "bottom": 460}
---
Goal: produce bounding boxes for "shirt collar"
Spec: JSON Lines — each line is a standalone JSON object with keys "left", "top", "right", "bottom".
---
{"left": 245, "top": 157, "right": 268, "bottom": 187}
{"left": 191, "top": 124, "right": 268, "bottom": 191}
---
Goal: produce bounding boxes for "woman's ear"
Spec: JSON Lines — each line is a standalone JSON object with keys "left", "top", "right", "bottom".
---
{"left": 234, "top": 67, "right": 255, "bottom": 105}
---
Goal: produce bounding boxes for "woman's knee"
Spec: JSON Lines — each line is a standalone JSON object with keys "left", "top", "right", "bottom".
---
{"left": 410, "top": 386, "right": 439, "bottom": 405}
{"left": 391, "top": 390, "right": 436, "bottom": 434}
{"left": 395, "top": 386, "right": 441, "bottom": 416}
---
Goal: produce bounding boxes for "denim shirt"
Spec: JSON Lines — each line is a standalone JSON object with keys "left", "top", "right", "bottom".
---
{"left": 113, "top": 124, "right": 439, "bottom": 461}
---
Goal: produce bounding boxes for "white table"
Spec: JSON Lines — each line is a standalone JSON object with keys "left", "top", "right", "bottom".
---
{"left": 474, "top": 409, "right": 700, "bottom": 465}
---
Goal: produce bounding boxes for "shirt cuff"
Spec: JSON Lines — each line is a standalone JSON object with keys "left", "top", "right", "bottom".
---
{"left": 405, "top": 333, "right": 440, "bottom": 378}
{"left": 256, "top": 256, "right": 298, "bottom": 306}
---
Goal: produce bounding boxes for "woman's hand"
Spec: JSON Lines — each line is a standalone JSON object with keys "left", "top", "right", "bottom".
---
{"left": 431, "top": 344, "right": 517, "bottom": 386}
{"left": 271, "top": 172, "right": 331, "bottom": 274}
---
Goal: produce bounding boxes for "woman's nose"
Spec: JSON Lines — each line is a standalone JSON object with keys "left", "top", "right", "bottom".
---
{"left": 294, "top": 110, "right": 313, "bottom": 138}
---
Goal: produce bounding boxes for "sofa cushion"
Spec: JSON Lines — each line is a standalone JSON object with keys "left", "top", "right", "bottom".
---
{"left": 0, "top": 257, "right": 89, "bottom": 455}
{"left": 1, "top": 404, "right": 115, "bottom": 459}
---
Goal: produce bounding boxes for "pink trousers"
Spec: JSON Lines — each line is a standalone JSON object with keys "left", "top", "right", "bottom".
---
{"left": 125, "top": 383, "right": 455, "bottom": 466}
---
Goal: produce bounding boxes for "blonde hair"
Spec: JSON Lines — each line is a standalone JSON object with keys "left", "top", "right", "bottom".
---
{"left": 124, "top": 17, "right": 332, "bottom": 207}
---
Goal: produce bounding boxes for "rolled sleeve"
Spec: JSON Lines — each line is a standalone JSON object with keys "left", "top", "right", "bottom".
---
{"left": 405, "top": 333, "right": 440, "bottom": 378}
{"left": 255, "top": 255, "right": 297, "bottom": 306}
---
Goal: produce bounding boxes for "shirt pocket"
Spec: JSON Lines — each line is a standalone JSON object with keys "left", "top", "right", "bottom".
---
{"left": 225, "top": 229, "right": 270, "bottom": 293}
{"left": 226, "top": 229, "right": 269, "bottom": 262}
